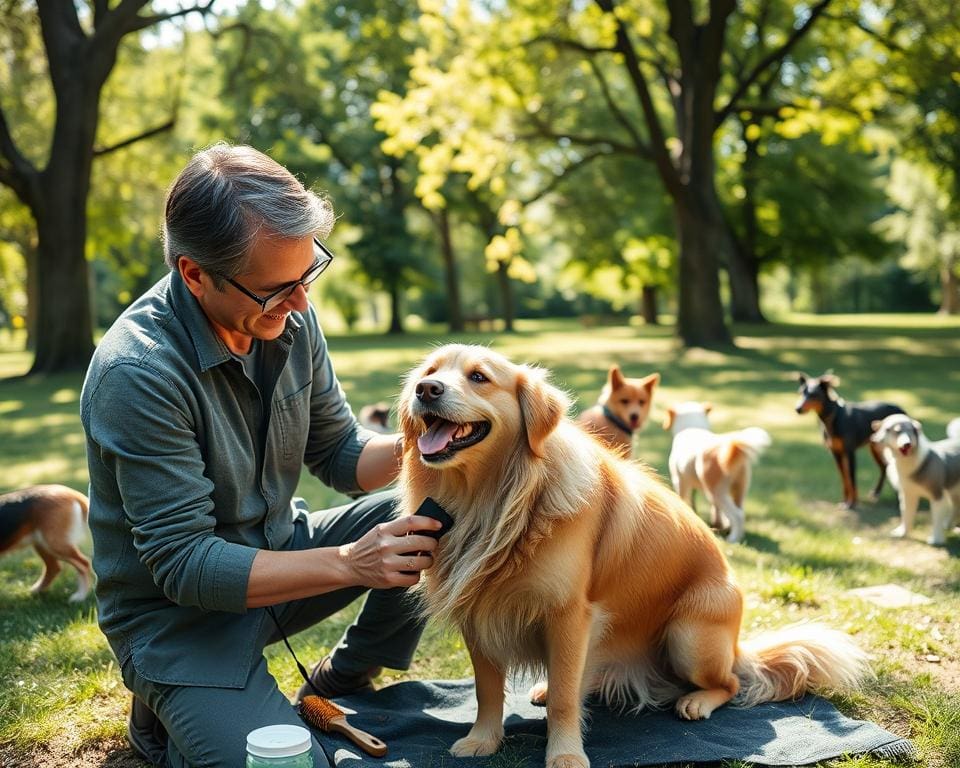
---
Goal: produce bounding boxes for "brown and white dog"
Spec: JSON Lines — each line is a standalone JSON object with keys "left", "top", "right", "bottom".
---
{"left": 577, "top": 365, "right": 659, "bottom": 457}
{"left": 0, "top": 485, "right": 92, "bottom": 602}
{"left": 663, "top": 402, "right": 771, "bottom": 544}
{"left": 871, "top": 414, "right": 960, "bottom": 546}
{"left": 397, "top": 345, "right": 865, "bottom": 768}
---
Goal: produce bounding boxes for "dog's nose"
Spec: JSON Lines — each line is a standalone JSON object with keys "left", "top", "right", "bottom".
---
{"left": 416, "top": 379, "right": 445, "bottom": 403}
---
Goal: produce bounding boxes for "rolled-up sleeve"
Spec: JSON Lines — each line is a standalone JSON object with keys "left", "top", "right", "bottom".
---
{"left": 86, "top": 362, "right": 257, "bottom": 613}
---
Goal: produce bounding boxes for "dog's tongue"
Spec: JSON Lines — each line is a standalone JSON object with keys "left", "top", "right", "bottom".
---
{"left": 418, "top": 419, "right": 458, "bottom": 455}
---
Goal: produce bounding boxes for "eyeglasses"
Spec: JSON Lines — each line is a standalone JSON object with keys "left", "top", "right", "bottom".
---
{"left": 220, "top": 237, "right": 334, "bottom": 313}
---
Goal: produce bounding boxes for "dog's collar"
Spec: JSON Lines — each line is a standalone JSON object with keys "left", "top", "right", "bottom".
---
{"left": 602, "top": 405, "right": 634, "bottom": 436}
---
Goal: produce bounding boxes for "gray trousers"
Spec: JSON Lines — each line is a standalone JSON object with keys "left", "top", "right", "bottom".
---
{"left": 121, "top": 491, "right": 426, "bottom": 768}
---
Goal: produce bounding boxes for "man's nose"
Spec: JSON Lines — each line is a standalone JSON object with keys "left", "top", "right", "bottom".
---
{"left": 416, "top": 379, "right": 445, "bottom": 403}
{"left": 281, "top": 283, "right": 310, "bottom": 313}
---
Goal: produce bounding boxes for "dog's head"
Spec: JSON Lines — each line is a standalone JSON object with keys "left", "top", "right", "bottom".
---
{"left": 794, "top": 371, "right": 840, "bottom": 415}
{"left": 599, "top": 366, "right": 660, "bottom": 431}
{"left": 662, "top": 401, "right": 712, "bottom": 434}
{"left": 398, "top": 344, "right": 571, "bottom": 468}
{"left": 871, "top": 413, "right": 924, "bottom": 458}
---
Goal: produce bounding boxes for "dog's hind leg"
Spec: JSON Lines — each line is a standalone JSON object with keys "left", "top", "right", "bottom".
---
{"left": 29, "top": 545, "right": 61, "bottom": 594}
{"left": 63, "top": 544, "right": 92, "bottom": 602}
{"left": 450, "top": 645, "right": 506, "bottom": 758}
{"left": 867, "top": 442, "right": 888, "bottom": 501}
{"left": 667, "top": 612, "right": 740, "bottom": 721}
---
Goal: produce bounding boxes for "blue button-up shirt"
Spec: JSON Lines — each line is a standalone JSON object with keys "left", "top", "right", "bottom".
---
{"left": 80, "top": 271, "right": 374, "bottom": 687}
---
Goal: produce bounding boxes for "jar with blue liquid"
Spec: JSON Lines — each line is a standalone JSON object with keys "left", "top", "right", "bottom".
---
{"left": 245, "top": 724, "right": 313, "bottom": 767}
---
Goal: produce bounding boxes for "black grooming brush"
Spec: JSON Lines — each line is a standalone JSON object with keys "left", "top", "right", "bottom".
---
{"left": 401, "top": 497, "right": 453, "bottom": 574}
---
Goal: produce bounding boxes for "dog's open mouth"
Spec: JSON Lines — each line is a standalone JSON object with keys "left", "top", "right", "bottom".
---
{"left": 899, "top": 443, "right": 913, "bottom": 456}
{"left": 417, "top": 414, "right": 491, "bottom": 462}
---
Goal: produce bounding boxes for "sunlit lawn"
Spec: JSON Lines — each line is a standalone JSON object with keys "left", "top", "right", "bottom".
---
{"left": 1, "top": 314, "right": 959, "bottom": 766}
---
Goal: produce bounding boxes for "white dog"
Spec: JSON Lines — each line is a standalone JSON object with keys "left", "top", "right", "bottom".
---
{"left": 664, "top": 402, "right": 771, "bottom": 543}
{"left": 871, "top": 414, "right": 960, "bottom": 546}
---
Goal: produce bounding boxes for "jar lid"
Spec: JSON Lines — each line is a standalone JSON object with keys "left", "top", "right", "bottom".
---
{"left": 246, "top": 724, "right": 312, "bottom": 758}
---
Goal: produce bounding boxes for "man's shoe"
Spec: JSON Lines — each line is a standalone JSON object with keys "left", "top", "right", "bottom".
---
{"left": 127, "top": 695, "right": 167, "bottom": 765}
{"left": 293, "top": 655, "right": 382, "bottom": 703}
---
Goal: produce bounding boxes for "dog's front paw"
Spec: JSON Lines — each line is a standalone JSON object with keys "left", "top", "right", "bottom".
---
{"left": 450, "top": 731, "right": 502, "bottom": 758}
{"left": 926, "top": 535, "right": 947, "bottom": 547}
{"left": 675, "top": 692, "right": 714, "bottom": 721}
{"left": 528, "top": 680, "right": 548, "bottom": 706}
{"left": 547, "top": 754, "right": 590, "bottom": 768}
{"left": 889, "top": 523, "right": 908, "bottom": 538}
{"left": 867, "top": 490, "right": 880, "bottom": 502}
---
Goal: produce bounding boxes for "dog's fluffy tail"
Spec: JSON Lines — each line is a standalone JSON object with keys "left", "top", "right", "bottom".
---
{"left": 734, "top": 622, "right": 869, "bottom": 706}
{"left": 718, "top": 427, "right": 771, "bottom": 472}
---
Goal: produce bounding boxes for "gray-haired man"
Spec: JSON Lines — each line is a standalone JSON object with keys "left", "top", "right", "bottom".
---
{"left": 81, "top": 144, "right": 438, "bottom": 767}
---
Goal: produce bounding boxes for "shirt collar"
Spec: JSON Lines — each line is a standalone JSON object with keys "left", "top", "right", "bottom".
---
{"left": 168, "top": 270, "right": 303, "bottom": 373}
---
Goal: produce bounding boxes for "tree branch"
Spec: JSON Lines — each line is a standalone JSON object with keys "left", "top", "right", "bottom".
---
{"left": 520, "top": 147, "right": 614, "bottom": 207}
{"left": 93, "top": 116, "right": 177, "bottom": 157}
{"left": 822, "top": 10, "right": 906, "bottom": 53}
{"left": 596, "top": 0, "right": 682, "bottom": 198}
{"left": 127, "top": 0, "right": 217, "bottom": 35}
{"left": 0, "top": 103, "right": 36, "bottom": 201}
{"left": 585, "top": 56, "right": 649, "bottom": 152}
{"left": 715, "top": 0, "right": 833, "bottom": 126}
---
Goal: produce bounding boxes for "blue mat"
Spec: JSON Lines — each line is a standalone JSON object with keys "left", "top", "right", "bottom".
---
{"left": 312, "top": 679, "right": 914, "bottom": 766}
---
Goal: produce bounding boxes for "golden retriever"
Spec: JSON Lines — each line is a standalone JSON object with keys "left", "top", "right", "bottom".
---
{"left": 397, "top": 344, "right": 867, "bottom": 768}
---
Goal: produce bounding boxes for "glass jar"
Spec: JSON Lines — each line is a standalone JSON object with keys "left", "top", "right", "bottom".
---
{"left": 245, "top": 724, "right": 313, "bottom": 768}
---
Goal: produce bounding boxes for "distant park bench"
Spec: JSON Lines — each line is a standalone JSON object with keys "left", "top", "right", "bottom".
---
{"left": 462, "top": 314, "right": 497, "bottom": 332}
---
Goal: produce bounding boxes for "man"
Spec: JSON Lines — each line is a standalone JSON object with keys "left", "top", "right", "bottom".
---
{"left": 80, "top": 144, "right": 440, "bottom": 767}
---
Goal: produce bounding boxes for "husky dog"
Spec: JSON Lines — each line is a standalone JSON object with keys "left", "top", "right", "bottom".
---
{"left": 872, "top": 414, "right": 960, "bottom": 546}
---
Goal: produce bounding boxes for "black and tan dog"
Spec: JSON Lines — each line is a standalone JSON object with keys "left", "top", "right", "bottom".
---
{"left": 794, "top": 372, "right": 904, "bottom": 509}
{"left": 0, "top": 485, "right": 92, "bottom": 602}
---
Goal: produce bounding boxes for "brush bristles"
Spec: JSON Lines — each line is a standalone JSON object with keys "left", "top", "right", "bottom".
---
{"left": 299, "top": 694, "right": 344, "bottom": 730}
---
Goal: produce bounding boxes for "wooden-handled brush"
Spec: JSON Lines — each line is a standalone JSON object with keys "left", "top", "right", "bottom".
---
{"left": 299, "top": 695, "right": 388, "bottom": 757}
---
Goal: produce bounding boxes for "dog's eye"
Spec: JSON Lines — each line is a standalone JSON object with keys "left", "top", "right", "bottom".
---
{"left": 620, "top": 398, "right": 630, "bottom": 405}
{"left": 469, "top": 371, "right": 488, "bottom": 383}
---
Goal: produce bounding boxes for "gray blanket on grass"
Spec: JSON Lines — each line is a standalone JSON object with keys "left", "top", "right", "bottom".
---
{"left": 312, "top": 679, "right": 913, "bottom": 767}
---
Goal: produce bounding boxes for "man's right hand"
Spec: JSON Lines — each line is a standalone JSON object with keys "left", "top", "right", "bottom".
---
{"left": 338, "top": 514, "right": 442, "bottom": 588}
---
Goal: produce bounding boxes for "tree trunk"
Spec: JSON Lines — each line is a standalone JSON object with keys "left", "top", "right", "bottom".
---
{"left": 673, "top": 186, "right": 731, "bottom": 347}
{"left": 727, "top": 245, "right": 766, "bottom": 322}
{"left": 387, "top": 281, "right": 404, "bottom": 334}
{"left": 434, "top": 208, "right": 464, "bottom": 332}
{"left": 938, "top": 254, "right": 959, "bottom": 315}
{"left": 495, "top": 261, "right": 514, "bottom": 332}
{"left": 640, "top": 285, "right": 658, "bottom": 325}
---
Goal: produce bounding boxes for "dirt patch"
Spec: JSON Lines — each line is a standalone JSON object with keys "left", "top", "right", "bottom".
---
{"left": 0, "top": 739, "right": 144, "bottom": 768}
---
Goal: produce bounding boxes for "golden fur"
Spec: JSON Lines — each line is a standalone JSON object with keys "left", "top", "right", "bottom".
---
{"left": 0, "top": 485, "right": 92, "bottom": 602}
{"left": 397, "top": 345, "right": 868, "bottom": 768}
{"left": 577, "top": 365, "right": 659, "bottom": 457}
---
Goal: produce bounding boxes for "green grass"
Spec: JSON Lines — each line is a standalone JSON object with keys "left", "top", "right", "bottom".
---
{"left": 1, "top": 314, "right": 959, "bottom": 766}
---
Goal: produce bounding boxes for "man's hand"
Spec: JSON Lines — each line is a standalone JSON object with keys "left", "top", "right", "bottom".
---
{"left": 339, "top": 514, "right": 442, "bottom": 588}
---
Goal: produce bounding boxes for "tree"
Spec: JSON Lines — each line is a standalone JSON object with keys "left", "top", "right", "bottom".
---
{"left": 0, "top": 1, "right": 213, "bottom": 374}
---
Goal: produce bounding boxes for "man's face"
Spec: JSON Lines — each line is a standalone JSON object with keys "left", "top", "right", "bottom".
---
{"left": 186, "top": 233, "right": 317, "bottom": 355}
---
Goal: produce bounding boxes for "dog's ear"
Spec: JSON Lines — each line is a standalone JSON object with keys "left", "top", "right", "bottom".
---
{"left": 662, "top": 407, "right": 676, "bottom": 431}
{"left": 820, "top": 371, "right": 840, "bottom": 388}
{"left": 517, "top": 366, "right": 570, "bottom": 457}
{"left": 608, "top": 365, "right": 625, "bottom": 390}
{"left": 641, "top": 372, "right": 660, "bottom": 392}
{"left": 871, "top": 419, "right": 882, "bottom": 433}
{"left": 794, "top": 371, "right": 809, "bottom": 385}
{"left": 912, "top": 419, "right": 923, "bottom": 434}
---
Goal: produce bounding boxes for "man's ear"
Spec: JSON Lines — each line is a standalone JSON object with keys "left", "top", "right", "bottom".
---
{"left": 642, "top": 372, "right": 660, "bottom": 392}
{"left": 662, "top": 407, "right": 676, "bottom": 431}
{"left": 518, "top": 367, "right": 570, "bottom": 457}
{"left": 177, "top": 255, "right": 207, "bottom": 299}
{"left": 608, "top": 365, "right": 626, "bottom": 390}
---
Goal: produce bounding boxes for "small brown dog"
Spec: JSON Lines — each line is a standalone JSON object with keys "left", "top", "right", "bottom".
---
{"left": 0, "top": 485, "right": 92, "bottom": 602}
{"left": 358, "top": 401, "right": 392, "bottom": 434}
{"left": 577, "top": 365, "right": 660, "bottom": 456}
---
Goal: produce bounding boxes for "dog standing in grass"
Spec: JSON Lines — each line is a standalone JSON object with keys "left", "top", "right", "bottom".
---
{"left": 0, "top": 485, "right": 92, "bottom": 602}
{"left": 794, "top": 372, "right": 903, "bottom": 509}
{"left": 871, "top": 414, "right": 960, "bottom": 546}
{"left": 397, "top": 345, "right": 865, "bottom": 768}
{"left": 577, "top": 365, "right": 660, "bottom": 457}
{"left": 664, "top": 402, "right": 771, "bottom": 543}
